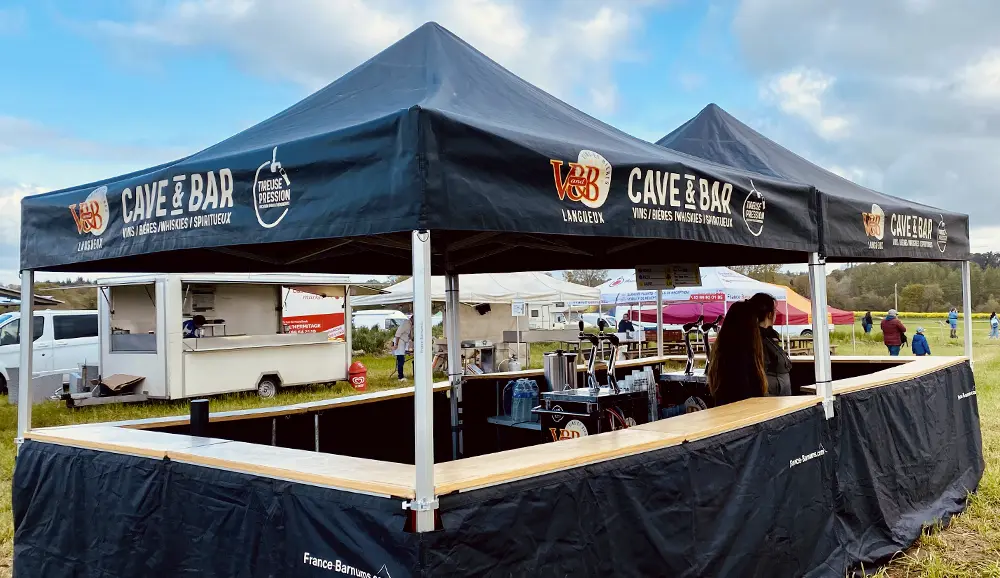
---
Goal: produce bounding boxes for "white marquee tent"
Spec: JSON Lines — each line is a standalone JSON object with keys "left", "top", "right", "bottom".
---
{"left": 596, "top": 267, "right": 786, "bottom": 306}
{"left": 352, "top": 271, "right": 599, "bottom": 306}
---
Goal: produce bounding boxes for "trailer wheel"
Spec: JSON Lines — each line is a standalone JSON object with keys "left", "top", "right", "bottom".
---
{"left": 800, "top": 329, "right": 813, "bottom": 336}
{"left": 0, "top": 374, "right": 6, "bottom": 396}
{"left": 257, "top": 377, "right": 279, "bottom": 398}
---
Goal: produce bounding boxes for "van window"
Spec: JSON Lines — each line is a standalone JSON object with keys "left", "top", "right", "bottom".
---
{"left": 54, "top": 314, "right": 99, "bottom": 340}
{"left": 0, "top": 316, "right": 45, "bottom": 346}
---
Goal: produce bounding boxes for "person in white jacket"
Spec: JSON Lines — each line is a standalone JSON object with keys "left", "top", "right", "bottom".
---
{"left": 392, "top": 315, "right": 413, "bottom": 380}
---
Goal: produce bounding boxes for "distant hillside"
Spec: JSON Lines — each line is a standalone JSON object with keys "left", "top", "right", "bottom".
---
{"left": 4, "top": 278, "right": 98, "bottom": 310}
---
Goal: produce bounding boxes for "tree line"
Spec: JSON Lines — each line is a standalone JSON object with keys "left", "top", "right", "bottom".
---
{"left": 11, "top": 256, "right": 1000, "bottom": 315}
{"left": 564, "top": 254, "right": 1000, "bottom": 314}
{"left": 732, "top": 258, "right": 1000, "bottom": 313}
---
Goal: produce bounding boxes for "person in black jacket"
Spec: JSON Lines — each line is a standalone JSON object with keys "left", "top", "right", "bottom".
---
{"left": 707, "top": 301, "right": 768, "bottom": 406}
{"left": 862, "top": 311, "right": 873, "bottom": 334}
{"left": 748, "top": 293, "right": 793, "bottom": 396}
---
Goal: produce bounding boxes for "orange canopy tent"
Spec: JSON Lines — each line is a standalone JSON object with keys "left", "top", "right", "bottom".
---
{"left": 768, "top": 284, "right": 854, "bottom": 325}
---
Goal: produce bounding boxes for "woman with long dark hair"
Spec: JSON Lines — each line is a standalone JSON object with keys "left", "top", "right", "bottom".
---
{"left": 748, "top": 292, "right": 793, "bottom": 396}
{"left": 707, "top": 300, "right": 768, "bottom": 406}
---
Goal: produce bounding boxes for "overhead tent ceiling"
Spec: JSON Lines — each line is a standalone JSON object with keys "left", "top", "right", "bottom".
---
{"left": 657, "top": 104, "right": 970, "bottom": 262}
{"left": 20, "top": 22, "right": 821, "bottom": 275}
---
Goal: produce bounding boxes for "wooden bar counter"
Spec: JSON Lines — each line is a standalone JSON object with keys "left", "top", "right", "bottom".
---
{"left": 23, "top": 355, "right": 967, "bottom": 500}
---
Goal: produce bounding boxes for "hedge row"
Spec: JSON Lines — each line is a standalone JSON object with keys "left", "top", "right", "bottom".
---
{"left": 850, "top": 311, "right": 991, "bottom": 320}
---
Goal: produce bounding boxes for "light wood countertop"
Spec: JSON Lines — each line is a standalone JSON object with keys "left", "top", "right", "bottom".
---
{"left": 25, "top": 426, "right": 417, "bottom": 498}
{"left": 799, "top": 356, "right": 967, "bottom": 395}
{"left": 24, "top": 354, "right": 963, "bottom": 500}
{"left": 434, "top": 395, "right": 822, "bottom": 494}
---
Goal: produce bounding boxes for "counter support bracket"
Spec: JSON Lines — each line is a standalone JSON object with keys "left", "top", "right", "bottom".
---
{"left": 402, "top": 497, "right": 440, "bottom": 512}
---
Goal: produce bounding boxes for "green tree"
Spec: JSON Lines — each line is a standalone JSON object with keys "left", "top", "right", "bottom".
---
{"left": 899, "top": 284, "right": 926, "bottom": 312}
{"left": 922, "top": 284, "right": 946, "bottom": 312}
{"left": 563, "top": 270, "right": 609, "bottom": 287}
{"left": 731, "top": 265, "right": 783, "bottom": 283}
{"left": 855, "top": 292, "right": 891, "bottom": 312}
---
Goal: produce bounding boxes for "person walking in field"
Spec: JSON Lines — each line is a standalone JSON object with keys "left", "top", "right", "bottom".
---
{"left": 991, "top": 312, "right": 999, "bottom": 339}
{"left": 861, "top": 311, "right": 873, "bottom": 335}
{"left": 881, "top": 309, "right": 906, "bottom": 356}
{"left": 911, "top": 327, "right": 931, "bottom": 356}
{"left": 948, "top": 307, "right": 959, "bottom": 339}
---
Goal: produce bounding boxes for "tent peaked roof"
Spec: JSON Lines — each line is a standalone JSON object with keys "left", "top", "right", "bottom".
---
{"left": 21, "top": 24, "right": 819, "bottom": 275}
{"left": 657, "top": 104, "right": 970, "bottom": 262}
{"left": 192, "top": 22, "right": 587, "bottom": 162}
{"left": 197, "top": 22, "right": 648, "bottom": 162}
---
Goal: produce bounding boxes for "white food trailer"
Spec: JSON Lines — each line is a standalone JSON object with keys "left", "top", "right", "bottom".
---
{"left": 96, "top": 273, "right": 378, "bottom": 400}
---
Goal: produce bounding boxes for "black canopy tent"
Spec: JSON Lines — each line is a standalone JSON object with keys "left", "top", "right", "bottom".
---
{"left": 656, "top": 103, "right": 975, "bottom": 364}
{"left": 11, "top": 23, "right": 983, "bottom": 577}
{"left": 17, "top": 22, "right": 831, "bottom": 536}
{"left": 20, "top": 27, "right": 819, "bottom": 276}
{"left": 657, "top": 103, "right": 971, "bottom": 263}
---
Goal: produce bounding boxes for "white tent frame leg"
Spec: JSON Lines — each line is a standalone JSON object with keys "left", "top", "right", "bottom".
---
{"left": 783, "top": 300, "right": 790, "bottom": 352}
{"left": 410, "top": 230, "right": 437, "bottom": 531}
{"left": 445, "top": 272, "right": 462, "bottom": 460}
{"left": 656, "top": 290, "right": 663, "bottom": 356}
{"left": 962, "top": 261, "right": 973, "bottom": 367}
{"left": 15, "top": 270, "right": 35, "bottom": 453}
{"left": 808, "top": 253, "right": 834, "bottom": 419}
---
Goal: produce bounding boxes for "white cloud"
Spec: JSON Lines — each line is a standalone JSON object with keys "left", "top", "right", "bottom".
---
{"left": 826, "top": 165, "right": 883, "bottom": 190}
{"left": 0, "top": 183, "right": 46, "bottom": 272}
{"left": 0, "top": 117, "right": 194, "bottom": 279}
{"left": 92, "top": 0, "right": 649, "bottom": 114}
{"left": 955, "top": 49, "right": 1000, "bottom": 104}
{"left": 971, "top": 227, "right": 1000, "bottom": 253}
{"left": 761, "top": 69, "right": 849, "bottom": 140}
{"left": 0, "top": 116, "right": 188, "bottom": 163}
{"left": 734, "top": 0, "right": 1000, "bottom": 248}
{"left": 590, "top": 86, "right": 619, "bottom": 113}
{"left": 678, "top": 72, "right": 705, "bottom": 92}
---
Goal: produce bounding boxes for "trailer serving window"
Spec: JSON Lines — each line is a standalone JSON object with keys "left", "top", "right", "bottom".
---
{"left": 108, "top": 284, "right": 157, "bottom": 353}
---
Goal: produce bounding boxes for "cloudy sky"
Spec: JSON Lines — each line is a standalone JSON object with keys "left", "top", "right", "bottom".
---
{"left": 1, "top": 0, "right": 998, "bottom": 284}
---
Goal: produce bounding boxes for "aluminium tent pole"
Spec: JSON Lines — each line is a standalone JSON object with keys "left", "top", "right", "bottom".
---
{"left": 783, "top": 300, "right": 790, "bottom": 353}
{"left": 445, "top": 272, "right": 462, "bottom": 460}
{"left": 595, "top": 302, "right": 600, "bottom": 362}
{"left": 808, "top": 253, "right": 834, "bottom": 419}
{"left": 345, "top": 288, "right": 352, "bottom": 376}
{"left": 410, "top": 231, "right": 437, "bottom": 531}
{"left": 637, "top": 299, "right": 642, "bottom": 358}
{"left": 656, "top": 290, "right": 663, "bottom": 357}
{"left": 962, "top": 261, "right": 974, "bottom": 367}
{"left": 15, "top": 270, "right": 34, "bottom": 452}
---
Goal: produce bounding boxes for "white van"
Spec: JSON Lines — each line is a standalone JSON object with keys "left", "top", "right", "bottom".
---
{"left": 0, "top": 310, "right": 99, "bottom": 395}
{"left": 352, "top": 309, "right": 408, "bottom": 330}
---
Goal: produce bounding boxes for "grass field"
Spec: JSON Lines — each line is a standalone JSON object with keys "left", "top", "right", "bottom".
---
{"left": 0, "top": 319, "right": 997, "bottom": 576}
